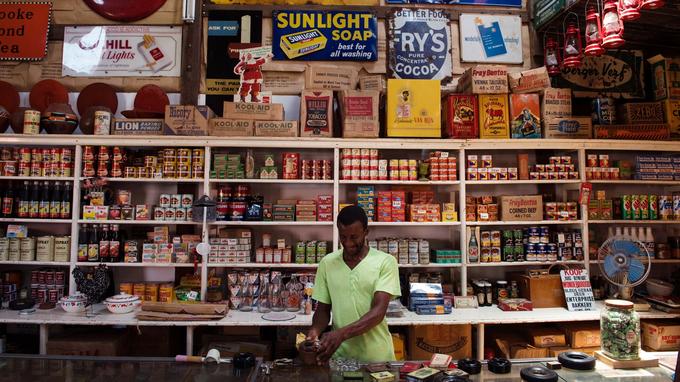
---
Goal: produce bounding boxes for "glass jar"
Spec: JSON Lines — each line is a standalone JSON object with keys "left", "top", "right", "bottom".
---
{"left": 257, "top": 283, "right": 271, "bottom": 313}
{"left": 600, "top": 299, "right": 640, "bottom": 360}
{"left": 496, "top": 280, "right": 509, "bottom": 303}
{"left": 270, "top": 282, "right": 284, "bottom": 312}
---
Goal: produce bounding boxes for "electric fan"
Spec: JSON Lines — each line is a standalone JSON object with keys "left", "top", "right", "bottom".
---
{"left": 597, "top": 235, "right": 652, "bottom": 300}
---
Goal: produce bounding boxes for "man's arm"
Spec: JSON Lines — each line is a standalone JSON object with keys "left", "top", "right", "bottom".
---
{"left": 307, "top": 301, "right": 331, "bottom": 341}
{"left": 316, "top": 291, "right": 391, "bottom": 362}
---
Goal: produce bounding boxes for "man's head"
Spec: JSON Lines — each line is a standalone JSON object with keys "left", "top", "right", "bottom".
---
{"left": 337, "top": 205, "right": 368, "bottom": 257}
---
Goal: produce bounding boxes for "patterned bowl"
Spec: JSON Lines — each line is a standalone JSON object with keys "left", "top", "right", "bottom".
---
{"left": 59, "top": 292, "right": 87, "bottom": 313}
{"left": 104, "top": 292, "right": 141, "bottom": 314}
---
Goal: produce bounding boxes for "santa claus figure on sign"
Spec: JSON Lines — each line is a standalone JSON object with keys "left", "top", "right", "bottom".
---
{"left": 234, "top": 50, "right": 273, "bottom": 103}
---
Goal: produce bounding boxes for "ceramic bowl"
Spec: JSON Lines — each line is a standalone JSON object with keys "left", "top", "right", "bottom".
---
{"left": 41, "top": 103, "right": 78, "bottom": 134}
{"left": 59, "top": 292, "right": 87, "bottom": 313}
{"left": 9, "top": 107, "right": 29, "bottom": 134}
{"left": 646, "top": 278, "right": 675, "bottom": 297}
{"left": 104, "top": 292, "right": 141, "bottom": 314}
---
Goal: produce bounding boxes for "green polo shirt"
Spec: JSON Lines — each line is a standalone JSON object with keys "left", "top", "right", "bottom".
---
{"left": 312, "top": 247, "right": 401, "bottom": 362}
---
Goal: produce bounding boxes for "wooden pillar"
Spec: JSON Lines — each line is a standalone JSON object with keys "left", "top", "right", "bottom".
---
{"left": 180, "top": 0, "right": 203, "bottom": 105}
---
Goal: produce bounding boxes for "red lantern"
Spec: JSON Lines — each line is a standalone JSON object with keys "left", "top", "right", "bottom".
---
{"left": 562, "top": 22, "right": 583, "bottom": 68}
{"left": 585, "top": 6, "right": 605, "bottom": 56}
{"left": 619, "top": 0, "right": 641, "bottom": 21}
{"left": 544, "top": 36, "right": 562, "bottom": 76}
{"left": 641, "top": 0, "right": 664, "bottom": 10}
{"left": 601, "top": 0, "right": 625, "bottom": 49}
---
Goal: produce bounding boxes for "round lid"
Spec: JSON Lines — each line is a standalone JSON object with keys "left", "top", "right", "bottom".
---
{"left": 60, "top": 292, "right": 87, "bottom": 302}
{"left": 133, "top": 84, "right": 169, "bottom": 114}
{"left": 105, "top": 292, "right": 140, "bottom": 303}
{"left": 496, "top": 280, "right": 508, "bottom": 286}
{"left": 83, "top": 0, "right": 167, "bottom": 22}
{"left": 604, "top": 299, "right": 634, "bottom": 309}
{"left": 77, "top": 82, "right": 118, "bottom": 116}
{"left": 0, "top": 81, "right": 20, "bottom": 114}
{"left": 29, "top": 80, "right": 69, "bottom": 113}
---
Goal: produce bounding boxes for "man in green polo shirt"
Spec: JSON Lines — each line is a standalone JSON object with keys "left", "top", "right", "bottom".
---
{"left": 307, "top": 205, "right": 401, "bottom": 364}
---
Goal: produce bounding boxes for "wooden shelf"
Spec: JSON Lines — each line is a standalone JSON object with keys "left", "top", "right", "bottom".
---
{"left": 340, "top": 180, "right": 460, "bottom": 185}
{"left": 0, "top": 176, "right": 74, "bottom": 181}
{"left": 77, "top": 220, "right": 201, "bottom": 225}
{"left": 210, "top": 179, "right": 333, "bottom": 184}
{"left": 207, "top": 262, "right": 463, "bottom": 269}
{"left": 0, "top": 218, "right": 71, "bottom": 224}
{"left": 0, "top": 261, "right": 70, "bottom": 266}
{"left": 467, "top": 220, "right": 582, "bottom": 226}
{"left": 75, "top": 262, "right": 196, "bottom": 267}
{"left": 368, "top": 221, "right": 460, "bottom": 226}
{"left": 466, "top": 180, "right": 580, "bottom": 185}
{"left": 588, "top": 180, "right": 680, "bottom": 185}
{"left": 210, "top": 221, "right": 333, "bottom": 226}
{"left": 588, "top": 220, "right": 679, "bottom": 225}
{"left": 467, "top": 260, "right": 583, "bottom": 267}
{"left": 80, "top": 177, "right": 203, "bottom": 183}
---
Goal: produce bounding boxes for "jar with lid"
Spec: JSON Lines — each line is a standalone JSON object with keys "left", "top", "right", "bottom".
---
{"left": 495, "top": 280, "right": 509, "bottom": 303}
{"left": 483, "top": 281, "right": 493, "bottom": 306}
{"left": 600, "top": 299, "right": 640, "bottom": 360}
{"left": 509, "top": 280, "right": 519, "bottom": 298}
{"left": 474, "top": 281, "right": 485, "bottom": 307}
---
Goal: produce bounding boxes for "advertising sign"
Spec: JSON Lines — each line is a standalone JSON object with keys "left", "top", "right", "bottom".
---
{"left": 387, "top": 8, "right": 452, "bottom": 82}
{"left": 272, "top": 10, "right": 378, "bottom": 61}
{"left": 385, "top": 0, "right": 522, "bottom": 7}
{"left": 62, "top": 26, "right": 182, "bottom": 77}
{"left": 555, "top": 50, "right": 645, "bottom": 98}
{"left": 0, "top": 2, "right": 52, "bottom": 61}
{"left": 460, "top": 14, "right": 522, "bottom": 64}
{"left": 560, "top": 269, "right": 595, "bottom": 312}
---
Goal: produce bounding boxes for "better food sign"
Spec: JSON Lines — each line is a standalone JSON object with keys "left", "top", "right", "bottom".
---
{"left": 272, "top": 10, "right": 378, "bottom": 61}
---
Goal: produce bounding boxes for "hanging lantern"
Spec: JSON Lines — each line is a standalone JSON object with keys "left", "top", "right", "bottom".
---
{"left": 585, "top": 5, "right": 605, "bottom": 56}
{"left": 562, "top": 22, "right": 583, "bottom": 68}
{"left": 601, "top": 0, "right": 625, "bottom": 49}
{"left": 544, "top": 36, "right": 562, "bottom": 76}
{"left": 619, "top": 0, "right": 641, "bottom": 21}
{"left": 641, "top": 0, "right": 664, "bottom": 10}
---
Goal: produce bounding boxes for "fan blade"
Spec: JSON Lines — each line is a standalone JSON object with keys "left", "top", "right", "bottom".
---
{"left": 603, "top": 255, "right": 626, "bottom": 284}
{"left": 627, "top": 258, "right": 645, "bottom": 283}
{"left": 613, "top": 240, "right": 640, "bottom": 256}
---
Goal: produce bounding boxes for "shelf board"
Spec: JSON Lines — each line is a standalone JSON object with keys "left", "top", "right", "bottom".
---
{"left": 590, "top": 259, "right": 680, "bottom": 264}
{"left": 0, "top": 218, "right": 71, "bottom": 224}
{"left": 588, "top": 180, "right": 680, "bottom": 185}
{"left": 340, "top": 180, "right": 460, "bottom": 185}
{"left": 210, "top": 179, "right": 333, "bottom": 184}
{"left": 466, "top": 180, "right": 580, "bottom": 185}
{"left": 467, "top": 220, "right": 582, "bottom": 226}
{"left": 80, "top": 177, "right": 203, "bottom": 183}
{"left": 77, "top": 219, "right": 201, "bottom": 225}
{"left": 588, "top": 220, "right": 679, "bottom": 225}
{"left": 75, "top": 262, "right": 196, "bottom": 267}
{"left": 210, "top": 221, "right": 333, "bottom": 226}
{"left": 0, "top": 261, "right": 70, "bottom": 266}
{"left": 206, "top": 262, "right": 463, "bottom": 269}
{"left": 467, "top": 260, "right": 583, "bottom": 267}
{"left": 368, "top": 221, "right": 460, "bottom": 226}
{"left": 0, "top": 176, "right": 74, "bottom": 181}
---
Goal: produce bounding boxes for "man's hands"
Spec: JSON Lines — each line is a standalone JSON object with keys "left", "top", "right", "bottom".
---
{"left": 317, "top": 329, "right": 346, "bottom": 364}
{"left": 306, "top": 328, "right": 320, "bottom": 342}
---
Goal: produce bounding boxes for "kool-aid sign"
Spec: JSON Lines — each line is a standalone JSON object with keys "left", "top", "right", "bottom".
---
{"left": 388, "top": 9, "right": 452, "bottom": 82}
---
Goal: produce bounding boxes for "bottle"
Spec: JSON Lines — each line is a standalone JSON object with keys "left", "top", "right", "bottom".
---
{"left": 99, "top": 224, "right": 110, "bottom": 262}
{"left": 607, "top": 227, "right": 614, "bottom": 239}
{"left": 78, "top": 224, "right": 89, "bottom": 262}
{"left": 38, "top": 181, "right": 50, "bottom": 219}
{"left": 637, "top": 227, "right": 646, "bottom": 254}
{"left": 645, "top": 227, "right": 655, "bottom": 258}
{"left": 60, "top": 182, "right": 71, "bottom": 219}
{"left": 49, "top": 181, "right": 62, "bottom": 219}
{"left": 29, "top": 181, "right": 40, "bottom": 218}
{"left": 88, "top": 224, "right": 100, "bottom": 262}
{"left": 2, "top": 181, "right": 14, "bottom": 217}
{"left": 510, "top": 280, "right": 519, "bottom": 298}
{"left": 615, "top": 226, "right": 623, "bottom": 237}
{"left": 18, "top": 181, "right": 30, "bottom": 218}
{"left": 109, "top": 224, "right": 120, "bottom": 262}
{"left": 468, "top": 230, "right": 479, "bottom": 263}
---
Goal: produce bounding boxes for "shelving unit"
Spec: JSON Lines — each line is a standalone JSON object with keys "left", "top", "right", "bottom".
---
{"left": 1, "top": 136, "right": 679, "bottom": 357}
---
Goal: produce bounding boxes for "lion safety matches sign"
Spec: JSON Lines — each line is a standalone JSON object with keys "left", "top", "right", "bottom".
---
{"left": 62, "top": 26, "right": 182, "bottom": 77}
{"left": 0, "top": 2, "right": 51, "bottom": 61}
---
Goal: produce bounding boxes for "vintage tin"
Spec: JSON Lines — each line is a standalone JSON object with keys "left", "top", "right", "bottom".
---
{"left": 23, "top": 110, "right": 41, "bottom": 135}
{"left": 592, "top": 97, "right": 617, "bottom": 125}
{"left": 649, "top": 194, "right": 659, "bottom": 220}
{"left": 659, "top": 195, "right": 673, "bottom": 220}
{"left": 639, "top": 195, "right": 650, "bottom": 220}
{"left": 632, "top": 195, "right": 641, "bottom": 220}
{"left": 443, "top": 94, "right": 478, "bottom": 138}
{"left": 623, "top": 194, "right": 633, "bottom": 220}
{"left": 478, "top": 94, "right": 510, "bottom": 139}
{"left": 93, "top": 110, "right": 112, "bottom": 135}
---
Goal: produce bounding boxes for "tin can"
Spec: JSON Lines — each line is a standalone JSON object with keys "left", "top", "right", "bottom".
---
{"left": 528, "top": 227, "right": 540, "bottom": 244}
{"left": 192, "top": 149, "right": 204, "bottom": 164}
{"left": 491, "top": 247, "right": 502, "bottom": 262}
{"left": 181, "top": 194, "right": 193, "bottom": 209}
{"left": 119, "top": 283, "right": 133, "bottom": 295}
{"left": 98, "top": 146, "right": 109, "bottom": 162}
{"left": 124, "top": 167, "right": 138, "bottom": 178}
{"left": 536, "top": 243, "right": 547, "bottom": 261}
{"left": 154, "top": 207, "right": 165, "bottom": 220}
{"left": 133, "top": 283, "right": 146, "bottom": 298}
{"left": 674, "top": 194, "right": 680, "bottom": 220}
{"left": 622, "top": 195, "right": 633, "bottom": 220}
{"left": 159, "top": 194, "right": 171, "bottom": 208}
{"left": 37, "top": 288, "right": 47, "bottom": 303}
{"left": 649, "top": 194, "right": 658, "bottom": 220}
{"left": 547, "top": 243, "right": 558, "bottom": 261}
{"left": 48, "top": 288, "right": 58, "bottom": 303}
{"left": 83, "top": 146, "right": 95, "bottom": 161}
{"left": 23, "top": 110, "right": 41, "bottom": 134}
{"left": 631, "top": 195, "right": 641, "bottom": 220}
{"left": 659, "top": 195, "right": 673, "bottom": 220}
{"left": 524, "top": 243, "right": 535, "bottom": 261}
{"left": 93, "top": 110, "right": 111, "bottom": 135}
{"left": 639, "top": 195, "right": 649, "bottom": 220}
{"left": 592, "top": 97, "right": 617, "bottom": 125}
{"left": 503, "top": 245, "right": 514, "bottom": 262}
{"left": 480, "top": 248, "right": 491, "bottom": 263}
{"left": 55, "top": 271, "right": 64, "bottom": 285}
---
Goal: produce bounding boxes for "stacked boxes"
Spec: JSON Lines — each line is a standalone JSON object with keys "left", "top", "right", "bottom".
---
{"left": 371, "top": 238, "right": 430, "bottom": 265}
{"left": 209, "top": 229, "right": 253, "bottom": 264}
{"left": 432, "top": 249, "right": 462, "bottom": 264}
{"left": 408, "top": 204, "right": 441, "bottom": 223}
{"left": 255, "top": 236, "right": 292, "bottom": 264}
{"left": 585, "top": 154, "right": 623, "bottom": 180}
{"left": 273, "top": 200, "right": 296, "bottom": 221}
{"left": 213, "top": 154, "right": 244, "bottom": 179}
{"left": 635, "top": 155, "right": 680, "bottom": 180}
{"left": 530, "top": 156, "right": 578, "bottom": 180}
{"left": 466, "top": 154, "right": 518, "bottom": 181}
{"left": 466, "top": 196, "right": 499, "bottom": 222}
{"left": 317, "top": 195, "right": 333, "bottom": 222}
{"left": 260, "top": 154, "right": 278, "bottom": 179}
{"left": 295, "top": 200, "right": 317, "bottom": 222}
{"left": 357, "top": 186, "right": 376, "bottom": 222}
{"left": 408, "top": 282, "right": 450, "bottom": 315}
{"left": 429, "top": 151, "right": 458, "bottom": 181}
{"left": 294, "top": 241, "right": 328, "bottom": 264}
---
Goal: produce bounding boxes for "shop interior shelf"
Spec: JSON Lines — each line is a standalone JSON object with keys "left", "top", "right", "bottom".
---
{"left": 340, "top": 180, "right": 460, "bottom": 185}
{"left": 590, "top": 259, "right": 680, "bottom": 264}
{"left": 467, "top": 220, "right": 582, "bottom": 226}
{"left": 467, "top": 260, "right": 583, "bottom": 267}
{"left": 210, "top": 179, "right": 334, "bottom": 184}
{"left": 0, "top": 176, "right": 75, "bottom": 181}
{"left": 368, "top": 221, "right": 461, "bottom": 226}
{"left": 206, "top": 263, "right": 462, "bottom": 269}
{"left": 466, "top": 180, "right": 580, "bottom": 185}
{"left": 0, "top": 218, "right": 72, "bottom": 224}
{"left": 588, "top": 220, "right": 679, "bottom": 224}
{"left": 74, "top": 262, "right": 196, "bottom": 267}
{"left": 77, "top": 220, "right": 201, "bottom": 225}
{"left": 0, "top": 261, "right": 70, "bottom": 266}
{"left": 588, "top": 180, "right": 680, "bottom": 185}
{"left": 210, "top": 221, "right": 333, "bottom": 226}
{"left": 79, "top": 177, "right": 204, "bottom": 183}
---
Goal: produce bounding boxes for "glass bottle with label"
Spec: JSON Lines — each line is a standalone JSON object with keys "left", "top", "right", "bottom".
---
{"left": 1, "top": 181, "right": 14, "bottom": 218}
{"left": 38, "top": 181, "right": 50, "bottom": 218}
{"left": 468, "top": 230, "right": 479, "bottom": 263}
{"left": 49, "top": 182, "right": 62, "bottom": 219}
{"left": 109, "top": 224, "right": 121, "bottom": 262}
{"left": 60, "top": 182, "right": 72, "bottom": 219}
{"left": 18, "top": 181, "right": 29, "bottom": 218}
{"left": 88, "top": 224, "right": 100, "bottom": 262}
{"left": 29, "top": 181, "right": 40, "bottom": 218}
{"left": 601, "top": 299, "right": 640, "bottom": 360}
{"left": 99, "top": 224, "right": 110, "bottom": 262}
{"left": 78, "top": 224, "right": 89, "bottom": 262}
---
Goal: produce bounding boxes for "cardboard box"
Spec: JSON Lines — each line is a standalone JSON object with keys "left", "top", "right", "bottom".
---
{"left": 47, "top": 331, "right": 128, "bottom": 356}
{"left": 541, "top": 88, "right": 572, "bottom": 122}
{"left": 664, "top": 99, "right": 680, "bottom": 139}
{"left": 548, "top": 346, "right": 600, "bottom": 357}
{"left": 360, "top": 75, "right": 386, "bottom": 93}
{"left": 500, "top": 195, "right": 543, "bottom": 221}
{"left": 593, "top": 124, "right": 670, "bottom": 140}
{"left": 512, "top": 271, "right": 566, "bottom": 308}
{"left": 641, "top": 321, "right": 680, "bottom": 351}
{"left": 164, "top": 105, "right": 214, "bottom": 136}
{"left": 478, "top": 94, "right": 510, "bottom": 139}
{"left": 457, "top": 65, "right": 509, "bottom": 94}
{"left": 339, "top": 90, "right": 380, "bottom": 138}
{"left": 544, "top": 117, "right": 593, "bottom": 139}
{"left": 647, "top": 54, "right": 680, "bottom": 101}
{"left": 209, "top": 119, "right": 254, "bottom": 137}
{"left": 559, "top": 323, "right": 601, "bottom": 348}
{"left": 443, "top": 94, "right": 478, "bottom": 139}
{"left": 111, "top": 119, "right": 164, "bottom": 135}
{"left": 510, "top": 93, "right": 541, "bottom": 138}
{"left": 223, "top": 102, "right": 285, "bottom": 121}
{"left": 254, "top": 121, "right": 299, "bottom": 137}
{"left": 305, "top": 65, "right": 358, "bottom": 90}
{"left": 407, "top": 325, "right": 471, "bottom": 360}
{"left": 300, "top": 90, "right": 333, "bottom": 137}
{"left": 386, "top": 79, "right": 441, "bottom": 138}
{"left": 508, "top": 67, "right": 551, "bottom": 94}
{"left": 493, "top": 330, "right": 551, "bottom": 359}
{"left": 620, "top": 102, "right": 664, "bottom": 124}
{"left": 527, "top": 326, "right": 567, "bottom": 348}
